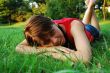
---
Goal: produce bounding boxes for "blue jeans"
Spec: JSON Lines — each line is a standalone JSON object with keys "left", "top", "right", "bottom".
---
{"left": 85, "top": 24, "right": 100, "bottom": 40}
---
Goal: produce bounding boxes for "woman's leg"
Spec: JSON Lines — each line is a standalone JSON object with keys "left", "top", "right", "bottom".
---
{"left": 82, "top": 0, "right": 94, "bottom": 24}
{"left": 83, "top": 0, "right": 100, "bottom": 30}
{"left": 91, "top": 9, "right": 100, "bottom": 30}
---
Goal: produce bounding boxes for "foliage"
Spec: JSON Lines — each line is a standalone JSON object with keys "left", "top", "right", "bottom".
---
{"left": 29, "top": 0, "right": 46, "bottom": 4}
{"left": 95, "top": 10, "right": 103, "bottom": 20}
{"left": 0, "top": 0, "right": 109, "bottom": 23}
{"left": 32, "top": 3, "right": 47, "bottom": 15}
{"left": 0, "top": 0, "right": 24, "bottom": 23}
{"left": 46, "top": 0, "right": 84, "bottom": 19}
{"left": 10, "top": 1, "right": 33, "bottom": 22}
{"left": 106, "top": 11, "right": 110, "bottom": 19}
{"left": 0, "top": 0, "right": 47, "bottom": 23}
{"left": 11, "top": 11, "right": 32, "bottom": 22}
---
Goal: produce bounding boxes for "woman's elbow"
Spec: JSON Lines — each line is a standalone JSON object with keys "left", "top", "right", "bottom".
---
{"left": 82, "top": 51, "right": 92, "bottom": 64}
{"left": 75, "top": 50, "right": 92, "bottom": 64}
{"left": 83, "top": 56, "right": 91, "bottom": 64}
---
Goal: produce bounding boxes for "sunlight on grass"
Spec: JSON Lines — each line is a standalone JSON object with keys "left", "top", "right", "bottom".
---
{"left": 0, "top": 22, "right": 25, "bottom": 28}
{"left": 99, "top": 20, "right": 110, "bottom": 25}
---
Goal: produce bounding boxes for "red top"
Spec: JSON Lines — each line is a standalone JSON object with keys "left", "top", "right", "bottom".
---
{"left": 53, "top": 18, "right": 94, "bottom": 45}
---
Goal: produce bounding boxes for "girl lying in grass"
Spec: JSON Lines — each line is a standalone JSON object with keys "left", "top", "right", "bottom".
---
{"left": 16, "top": 0, "right": 100, "bottom": 63}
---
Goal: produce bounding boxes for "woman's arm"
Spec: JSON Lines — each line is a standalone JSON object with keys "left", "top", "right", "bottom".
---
{"left": 16, "top": 37, "right": 91, "bottom": 64}
{"left": 70, "top": 20, "right": 92, "bottom": 63}
{"left": 16, "top": 40, "right": 86, "bottom": 63}
{"left": 16, "top": 39, "right": 74, "bottom": 54}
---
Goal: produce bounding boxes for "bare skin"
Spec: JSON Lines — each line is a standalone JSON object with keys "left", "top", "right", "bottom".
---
{"left": 83, "top": 0, "right": 100, "bottom": 30}
{"left": 16, "top": 0, "right": 100, "bottom": 63}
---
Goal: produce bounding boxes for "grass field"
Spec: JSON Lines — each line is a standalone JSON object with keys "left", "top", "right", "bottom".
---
{"left": 0, "top": 21, "right": 110, "bottom": 73}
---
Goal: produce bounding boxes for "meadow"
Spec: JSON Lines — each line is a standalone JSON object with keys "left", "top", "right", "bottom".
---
{"left": 0, "top": 21, "right": 110, "bottom": 73}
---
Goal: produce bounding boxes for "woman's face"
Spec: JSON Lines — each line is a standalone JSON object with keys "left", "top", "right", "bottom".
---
{"left": 49, "top": 25, "right": 65, "bottom": 46}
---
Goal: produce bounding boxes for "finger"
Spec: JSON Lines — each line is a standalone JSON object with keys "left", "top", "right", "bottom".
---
{"left": 55, "top": 48, "right": 70, "bottom": 53}
{"left": 51, "top": 52, "right": 66, "bottom": 60}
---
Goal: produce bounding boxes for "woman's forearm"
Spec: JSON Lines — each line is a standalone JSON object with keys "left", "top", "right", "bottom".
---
{"left": 16, "top": 40, "right": 91, "bottom": 63}
{"left": 16, "top": 44, "right": 90, "bottom": 63}
{"left": 50, "top": 50, "right": 91, "bottom": 63}
{"left": 16, "top": 42, "right": 74, "bottom": 55}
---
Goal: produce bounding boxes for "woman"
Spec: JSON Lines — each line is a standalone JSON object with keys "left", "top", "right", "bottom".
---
{"left": 16, "top": 0, "right": 100, "bottom": 63}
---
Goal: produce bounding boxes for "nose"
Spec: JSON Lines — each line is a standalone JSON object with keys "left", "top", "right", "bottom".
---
{"left": 50, "top": 37, "right": 58, "bottom": 45}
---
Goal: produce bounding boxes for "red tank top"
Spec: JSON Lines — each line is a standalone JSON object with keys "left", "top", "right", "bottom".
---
{"left": 53, "top": 18, "right": 94, "bottom": 45}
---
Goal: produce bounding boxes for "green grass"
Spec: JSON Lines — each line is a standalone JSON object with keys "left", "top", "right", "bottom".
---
{"left": 0, "top": 21, "right": 110, "bottom": 73}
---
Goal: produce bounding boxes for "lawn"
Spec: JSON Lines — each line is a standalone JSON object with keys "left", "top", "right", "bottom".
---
{"left": 0, "top": 21, "right": 110, "bottom": 73}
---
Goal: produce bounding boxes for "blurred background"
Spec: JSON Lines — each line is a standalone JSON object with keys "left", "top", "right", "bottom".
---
{"left": 0, "top": 0, "right": 110, "bottom": 25}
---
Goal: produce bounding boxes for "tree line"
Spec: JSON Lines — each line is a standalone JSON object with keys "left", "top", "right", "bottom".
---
{"left": 0, "top": 0, "right": 109, "bottom": 24}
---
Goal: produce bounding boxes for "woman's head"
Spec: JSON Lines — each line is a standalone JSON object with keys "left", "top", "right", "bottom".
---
{"left": 24, "top": 15, "right": 65, "bottom": 47}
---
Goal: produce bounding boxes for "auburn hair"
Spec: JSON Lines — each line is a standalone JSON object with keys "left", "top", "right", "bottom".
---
{"left": 24, "top": 15, "right": 55, "bottom": 46}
